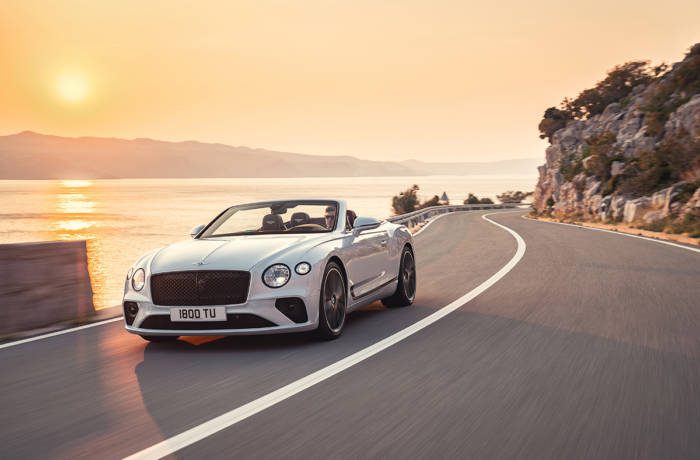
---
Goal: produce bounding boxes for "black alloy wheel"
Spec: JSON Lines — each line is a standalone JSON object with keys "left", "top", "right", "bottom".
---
{"left": 381, "top": 246, "right": 416, "bottom": 308}
{"left": 317, "top": 261, "right": 347, "bottom": 339}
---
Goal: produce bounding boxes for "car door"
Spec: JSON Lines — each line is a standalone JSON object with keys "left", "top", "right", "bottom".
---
{"left": 345, "top": 226, "right": 390, "bottom": 301}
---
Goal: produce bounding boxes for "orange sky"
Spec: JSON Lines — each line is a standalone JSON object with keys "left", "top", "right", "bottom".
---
{"left": 1, "top": 0, "right": 699, "bottom": 162}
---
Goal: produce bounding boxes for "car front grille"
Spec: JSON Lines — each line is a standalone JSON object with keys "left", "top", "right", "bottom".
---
{"left": 150, "top": 270, "right": 250, "bottom": 306}
{"left": 139, "top": 313, "right": 276, "bottom": 330}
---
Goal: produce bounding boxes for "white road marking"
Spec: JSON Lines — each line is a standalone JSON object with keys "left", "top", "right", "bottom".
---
{"left": 124, "top": 212, "right": 526, "bottom": 460}
{"left": 412, "top": 207, "right": 524, "bottom": 237}
{"left": 0, "top": 317, "right": 122, "bottom": 350}
{"left": 524, "top": 216, "right": 700, "bottom": 254}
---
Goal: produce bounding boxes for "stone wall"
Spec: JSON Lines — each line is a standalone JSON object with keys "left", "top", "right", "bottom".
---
{"left": 0, "top": 240, "right": 94, "bottom": 336}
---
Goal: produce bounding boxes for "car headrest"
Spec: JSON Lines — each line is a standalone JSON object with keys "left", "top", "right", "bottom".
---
{"left": 346, "top": 210, "right": 357, "bottom": 227}
{"left": 290, "top": 212, "right": 310, "bottom": 226}
{"left": 262, "top": 214, "right": 284, "bottom": 231}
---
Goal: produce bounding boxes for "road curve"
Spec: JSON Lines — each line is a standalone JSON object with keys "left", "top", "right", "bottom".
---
{"left": 1, "top": 210, "right": 699, "bottom": 459}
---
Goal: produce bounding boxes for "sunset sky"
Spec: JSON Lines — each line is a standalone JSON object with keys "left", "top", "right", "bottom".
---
{"left": 1, "top": 0, "right": 699, "bottom": 162}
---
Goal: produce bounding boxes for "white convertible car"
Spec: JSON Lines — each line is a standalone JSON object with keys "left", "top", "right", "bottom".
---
{"left": 123, "top": 199, "right": 416, "bottom": 341}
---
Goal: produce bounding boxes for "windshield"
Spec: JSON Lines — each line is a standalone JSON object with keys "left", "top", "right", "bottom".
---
{"left": 199, "top": 201, "right": 339, "bottom": 237}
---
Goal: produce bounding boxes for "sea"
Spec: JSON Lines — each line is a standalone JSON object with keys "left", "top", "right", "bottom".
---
{"left": 0, "top": 175, "right": 535, "bottom": 309}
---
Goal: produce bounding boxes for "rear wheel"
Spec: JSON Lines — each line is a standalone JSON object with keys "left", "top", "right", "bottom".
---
{"left": 139, "top": 335, "right": 179, "bottom": 343}
{"left": 382, "top": 246, "right": 416, "bottom": 308}
{"left": 316, "top": 261, "right": 347, "bottom": 340}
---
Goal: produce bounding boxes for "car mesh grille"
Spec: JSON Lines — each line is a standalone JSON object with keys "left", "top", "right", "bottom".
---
{"left": 150, "top": 271, "right": 250, "bottom": 306}
{"left": 139, "top": 313, "right": 275, "bottom": 330}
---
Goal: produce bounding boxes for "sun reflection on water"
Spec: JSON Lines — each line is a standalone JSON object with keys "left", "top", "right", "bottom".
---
{"left": 61, "top": 179, "right": 93, "bottom": 188}
{"left": 51, "top": 180, "right": 109, "bottom": 309}
{"left": 57, "top": 193, "right": 96, "bottom": 214}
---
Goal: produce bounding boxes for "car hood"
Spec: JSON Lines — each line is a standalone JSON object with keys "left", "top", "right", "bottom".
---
{"left": 149, "top": 234, "right": 326, "bottom": 273}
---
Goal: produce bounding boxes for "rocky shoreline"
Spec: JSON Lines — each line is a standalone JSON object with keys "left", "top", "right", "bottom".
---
{"left": 532, "top": 44, "right": 700, "bottom": 238}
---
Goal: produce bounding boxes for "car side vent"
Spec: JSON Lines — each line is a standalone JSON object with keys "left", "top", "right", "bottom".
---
{"left": 275, "top": 298, "right": 308, "bottom": 323}
{"left": 123, "top": 301, "right": 139, "bottom": 325}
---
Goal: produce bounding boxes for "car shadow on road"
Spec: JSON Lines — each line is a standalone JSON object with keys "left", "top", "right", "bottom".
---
{"left": 135, "top": 307, "right": 700, "bottom": 457}
{"left": 131, "top": 300, "right": 440, "bottom": 436}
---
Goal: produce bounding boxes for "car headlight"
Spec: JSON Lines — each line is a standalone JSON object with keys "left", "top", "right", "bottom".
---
{"left": 263, "top": 264, "right": 290, "bottom": 288}
{"left": 132, "top": 268, "right": 145, "bottom": 291}
{"left": 295, "top": 262, "right": 311, "bottom": 275}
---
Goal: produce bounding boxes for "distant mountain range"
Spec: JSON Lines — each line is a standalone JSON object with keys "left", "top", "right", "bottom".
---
{"left": 0, "top": 131, "right": 540, "bottom": 179}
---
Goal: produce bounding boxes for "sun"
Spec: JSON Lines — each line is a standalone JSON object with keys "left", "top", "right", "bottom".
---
{"left": 56, "top": 72, "right": 90, "bottom": 103}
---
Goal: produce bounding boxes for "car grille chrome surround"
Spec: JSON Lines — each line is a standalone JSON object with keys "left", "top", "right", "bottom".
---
{"left": 150, "top": 270, "right": 250, "bottom": 306}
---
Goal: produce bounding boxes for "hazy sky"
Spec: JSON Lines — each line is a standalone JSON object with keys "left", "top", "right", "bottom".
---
{"left": 1, "top": 0, "right": 699, "bottom": 162}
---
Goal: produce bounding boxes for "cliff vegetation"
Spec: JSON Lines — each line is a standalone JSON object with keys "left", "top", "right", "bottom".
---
{"left": 533, "top": 43, "right": 700, "bottom": 237}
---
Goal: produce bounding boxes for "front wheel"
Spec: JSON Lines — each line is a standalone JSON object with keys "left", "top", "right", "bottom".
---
{"left": 381, "top": 246, "right": 416, "bottom": 308}
{"left": 316, "top": 261, "right": 347, "bottom": 340}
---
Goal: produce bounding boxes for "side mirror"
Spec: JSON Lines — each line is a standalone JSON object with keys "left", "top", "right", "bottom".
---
{"left": 190, "top": 224, "right": 206, "bottom": 238}
{"left": 352, "top": 217, "right": 381, "bottom": 235}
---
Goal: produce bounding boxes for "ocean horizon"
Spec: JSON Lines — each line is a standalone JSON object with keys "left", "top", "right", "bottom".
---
{"left": 0, "top": 174, "right": 536, "bottom": 308}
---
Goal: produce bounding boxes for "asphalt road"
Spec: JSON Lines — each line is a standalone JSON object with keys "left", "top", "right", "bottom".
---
{"left": 1, "top": 210, "right": 699, "bottom": 459}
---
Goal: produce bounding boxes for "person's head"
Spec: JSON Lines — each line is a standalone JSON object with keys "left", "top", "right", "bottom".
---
{"left": 324, "top": 206, "right": 337, "bottom": 229}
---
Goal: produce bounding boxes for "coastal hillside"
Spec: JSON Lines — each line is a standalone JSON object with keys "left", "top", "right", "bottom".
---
{"left": 533, "top": 43, "right": 700, "bottom": 236}
{"left": 0, "top": 131, "right": 540, "bottom": 179}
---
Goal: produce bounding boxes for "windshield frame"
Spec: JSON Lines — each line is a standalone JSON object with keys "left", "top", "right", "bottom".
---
{"left": 197, "top": 200, "right": 341, "bottom": 238}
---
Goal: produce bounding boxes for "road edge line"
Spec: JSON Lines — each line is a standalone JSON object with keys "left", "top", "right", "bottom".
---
{"left": 523, "top": 215, "right": 700, "bottom": 254}
{"left": 123, "top": 211, "right": 526, "bottom": 460}
{"left": 0, "top": 317, "right": 123, "bottom": 350}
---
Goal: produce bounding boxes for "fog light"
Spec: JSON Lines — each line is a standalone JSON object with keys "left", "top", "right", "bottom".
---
{"left": 275, "top": 297, "right": 308, "bottom": 323}
{"left": 123, "top": 301, "right": 139, "bottom": 325}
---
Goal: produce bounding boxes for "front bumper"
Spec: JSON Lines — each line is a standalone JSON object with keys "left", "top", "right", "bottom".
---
{"left": 123, "top": 296, "right": 319, "bottom": 336}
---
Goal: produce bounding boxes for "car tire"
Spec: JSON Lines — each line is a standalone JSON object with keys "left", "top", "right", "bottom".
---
{"left": 316, "top": 261, "right": 347, "bottom": 340}
{"left": 139, "top": 335, "right": 179, "bottom": 343}
{"left": 381, "top": 246, "right": 416, "bottom": 308}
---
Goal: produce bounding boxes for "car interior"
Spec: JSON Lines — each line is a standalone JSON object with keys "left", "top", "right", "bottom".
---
{"left": 260, "top": 209, "right": 358, "bottom": 232}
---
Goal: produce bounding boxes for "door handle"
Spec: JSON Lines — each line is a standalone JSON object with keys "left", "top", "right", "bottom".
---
{"left": 380, "top": 239, "right": 388, "bottom": 247}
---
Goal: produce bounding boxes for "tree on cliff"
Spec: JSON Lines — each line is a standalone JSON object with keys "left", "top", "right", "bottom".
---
{"left": 538, "top": 107, "right": 570, "bottom": 142}
{"left": 538, "top": 61, "right": 666, "bottom": 141}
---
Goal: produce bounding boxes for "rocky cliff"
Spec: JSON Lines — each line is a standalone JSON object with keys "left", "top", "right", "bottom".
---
{"left": 533, "top": 44, "right": 700, "bottom": 236}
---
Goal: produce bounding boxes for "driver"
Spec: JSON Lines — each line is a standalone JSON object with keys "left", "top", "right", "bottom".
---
{"left": 324, "top": 206, "right": 337, "bottom": 229}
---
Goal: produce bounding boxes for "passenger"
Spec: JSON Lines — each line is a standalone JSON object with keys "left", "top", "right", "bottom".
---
{"left": 324, "top": 206, "right": 337, "bottom": 229}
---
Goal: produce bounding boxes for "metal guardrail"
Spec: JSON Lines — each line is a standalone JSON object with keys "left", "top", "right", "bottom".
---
{"left": 386, "top": 203, "right": 527, "bottom": 228}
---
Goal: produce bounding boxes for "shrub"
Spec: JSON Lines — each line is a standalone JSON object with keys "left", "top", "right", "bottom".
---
{"left": 674, "top": 181, "right": 700, "bottom": 204}
{"left": 565, "top": 61, "right": 660, "bottom": 120}
{"left": 419, "top": 195, "right": 441, "bottom": 209}
{"left": 642, "top": 44, "right": 700, "bottom": 137}
{"left": 497, "top": 191, "right": 533, "bottom": 203}
{"left": 617, "top": 137, "right": 700, "bottom": 196}
{"left": 391, "top": 184, "right": 421, "bottom": 214}
{"left": 391, "top": 185, "right": 446, "bottom": 214}
{"left": 666, "top": 214, "right": 700, "bottom": 237}
{"left": 561, "top": 158, "right": 583, "bottom": 182}
{"left": 538, "top": 61, "right": 662, "bottom": 141}
{"left": 600, "top": 176, "right": 618, "bottom": 196}
{"left": 538, "top": 107, "right": 570, "bottom": 142}
{"left": 464, "top": 193, "right": 480, "bottom": 205}
{"left": 639, "top": 218, "right": 668, "bottom": 232}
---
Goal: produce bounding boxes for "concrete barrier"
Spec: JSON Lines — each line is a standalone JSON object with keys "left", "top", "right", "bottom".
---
{"left": 0, "top": 240, "right": 94, "bottom": 336}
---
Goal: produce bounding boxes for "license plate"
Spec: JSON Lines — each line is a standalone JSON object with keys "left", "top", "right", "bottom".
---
{"left": 170, "top": 306, "right": 226, "bottom": 322}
